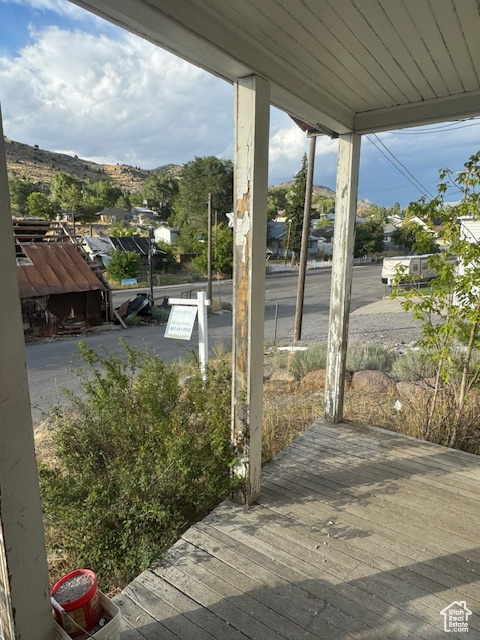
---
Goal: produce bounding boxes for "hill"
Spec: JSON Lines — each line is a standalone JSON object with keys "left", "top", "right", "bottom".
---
{"left": 273, "top": 180, "right": 335, "bottom": 198}
{"left": 4, "top": 137, "right": 181, "bottom": 193}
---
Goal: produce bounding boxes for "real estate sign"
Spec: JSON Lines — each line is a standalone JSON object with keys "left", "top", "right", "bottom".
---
{"left": 165, "top": 305, "right": 197, "bottom": 340}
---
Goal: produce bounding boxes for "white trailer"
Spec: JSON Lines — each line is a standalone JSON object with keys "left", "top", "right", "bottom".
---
{"left": 381, "top": 254, "right": 437, "bottom": 286}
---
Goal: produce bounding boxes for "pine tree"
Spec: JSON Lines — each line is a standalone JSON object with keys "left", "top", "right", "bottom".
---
{"left": 286, "top": 155, "right": 307, "bottom": 264}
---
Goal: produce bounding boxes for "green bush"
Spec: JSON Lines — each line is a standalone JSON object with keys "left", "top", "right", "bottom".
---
{"left": 150, "top": 304, "right": 170, "bottom": 323}
{"left": 391, "top": 348, "right": 437, "bottom": 381}
{"left": 40, "top": 341, "right": 234, "bottom": 589}
{"left": 106, "top": 249, "right": 142, "bottom": 281}
{"left": 290, "top": 343, "right": 328, "bottom": 378}
{"left": 346, "top": 342, "right": 395, "bottom": 373}
{"left": 288, "top": 341, "right": 394, "bottom": 379}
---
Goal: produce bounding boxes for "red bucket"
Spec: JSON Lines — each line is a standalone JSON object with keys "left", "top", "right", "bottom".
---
{"left": 51, "top": 569, "right": 102, "bottom": 637}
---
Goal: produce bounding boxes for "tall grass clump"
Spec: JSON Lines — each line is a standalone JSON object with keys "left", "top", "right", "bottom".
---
{"left": 391, "top": 348, "right": 436, "bottom": 381}
{"left": 40, "top": 340, "right": 234, "bottom": 590}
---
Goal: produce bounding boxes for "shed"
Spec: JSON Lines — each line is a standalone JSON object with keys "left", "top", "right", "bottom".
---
{"left": 17, "top": 243, "right": 106, "bottom": 335}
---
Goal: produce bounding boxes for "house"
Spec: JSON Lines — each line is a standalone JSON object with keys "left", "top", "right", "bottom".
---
{"left": 82, "top": 235, "right": 115, "bottom": 267}
{"left": 17, "top": 242, "right": 107, "bottom": 336}
{"left": 109, "top": 235, "right": 167, "bottom": 267}
{"left": 154, "top": 226, "right": 179, "bottom": 245}
{"left": 131, "top": 206, "right": 158, "bottom": 224}
{"left": 383, "top": 222, "right": 400, "bottom": 250}
{"left": 311, "top": 226, "right": 334, "bottom": 255}
{"left": 96, "top": 207, "right": 132, "bottom": 223}
{"left": 267, "top": 220, "right": 317, "bottom": 257}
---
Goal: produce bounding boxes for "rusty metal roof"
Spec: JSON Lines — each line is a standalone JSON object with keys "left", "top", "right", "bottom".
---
{"left": 17, "top": 243, "right": 106, "bottom": 299}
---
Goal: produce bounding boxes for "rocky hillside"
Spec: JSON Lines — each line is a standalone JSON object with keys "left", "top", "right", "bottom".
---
{"left": 4, "top": 137, "right": 181, "bottom": 193}
{"left": 274, "top": 180, "right": 335, "bottom": 198}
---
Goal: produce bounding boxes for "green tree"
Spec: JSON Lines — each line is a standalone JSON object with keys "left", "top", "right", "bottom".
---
{"left": 155, "top": 240, "right": 177, "bottom": 273}
{"left": 354, "top": 220, "right": 384, "bottom": 257}
{"left": 110, "top": 222, "right": 136, "bottom": 237}
{"left": 171, "top": 156, "right": 233, "bottom": 252}
{"left": 391, "top": 222, "right": 438, "bottom": 252}
{"left": 9, "top": 175, "right": 36, "bottom": 213}
{"left": 267, "top": 185, "right": 288, "bottom": 219}
{"left": 192, "top": 224, "right": 233, "bottom": 274}
{"left": 142, "top": 172, "right": 179, "bottom": 219}
{"left": 392, "top": 150, "right": 480, "bottom": 450}
{"left": 115, "top": 194, "right": 131, "bottom": 210}
{"left": 106, "top": 250, "right": 142, "bottom": 281}
{"left": 285, "top": 155, "right": 307, "bottom": 263}
{"left": 314, "top": 195, "right": 335, "bottom": 216}
{"left": 51, "top": 172, "right": 84, "bottom": 212}
{"left": 27, "top": 191, "right": 60, "bottom": 219}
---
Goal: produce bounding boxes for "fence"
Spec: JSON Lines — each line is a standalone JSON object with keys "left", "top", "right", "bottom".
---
{"left": 266, "top": 255, "right": 376, "bottom": 274}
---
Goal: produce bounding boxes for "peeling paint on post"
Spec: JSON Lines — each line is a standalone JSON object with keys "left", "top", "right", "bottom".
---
{"left": 325, "top": 133, "right": 361, "bottom": 422}
{"left": 0, "top": 106, "right": 53, "bottom": 639}
{"left": 232, "top": 76, "right": 270, "bottom": 505}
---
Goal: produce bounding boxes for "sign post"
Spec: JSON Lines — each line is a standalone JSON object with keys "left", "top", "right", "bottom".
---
{"left": 165, "top": 291, "right": 210, "bottom": 379}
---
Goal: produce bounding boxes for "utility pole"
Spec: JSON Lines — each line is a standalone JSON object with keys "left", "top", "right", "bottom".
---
{"left": 148, "top": 226, "right": 154, "bottom": 305}
{"left": 207, "top": 192, "right": 213, "bottom": 302}
{"left": 294, "top": 133, "right": 317, "bottom": 342}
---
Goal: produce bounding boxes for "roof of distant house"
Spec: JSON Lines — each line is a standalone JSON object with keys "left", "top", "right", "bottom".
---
{"left": 110, "top": 235, "right": 167, "bottom": 256}
{"left": 17, "top": 243, "right": 106, "bottom": 299}
{"left": 83, "top": 235, "right": 114, "bottom": 255}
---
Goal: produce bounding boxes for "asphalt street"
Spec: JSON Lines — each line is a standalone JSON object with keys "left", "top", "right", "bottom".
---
{"left": 27, "top": 263, "right": 386, "bottom": 422}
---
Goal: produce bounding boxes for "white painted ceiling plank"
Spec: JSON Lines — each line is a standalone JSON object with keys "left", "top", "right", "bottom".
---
{"left": 354, "top": 0, "right": 427, "bottom": 101}
{"left": 325, "top": 0, "right": 420, "bottom": 104}
{"left": 303, "top": 0, "right": 408, "bottom": 105}
{"left": 433, "top": 0, "right": 479, "bottom": 92}
{"left": 275, "top": 0, "right": 396, "bottom": 108}
{"left": 380, "top": 0, "right": 450, "bottom": 98}
{"left": 455, "top": 1, "right": 480, "bottom": 84}
{"left": 258, "top": 0, "right": 390, "bottom": 110}
{"left": 405, "top": 0, "right": 464, "bottom": 95}
{"left": 209, "top": 0, "right": 372, "bottom": 112}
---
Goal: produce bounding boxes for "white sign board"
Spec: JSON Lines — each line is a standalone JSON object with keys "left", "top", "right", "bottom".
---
{"left": 165, "top": 305, "right": 197, "bottom": 340}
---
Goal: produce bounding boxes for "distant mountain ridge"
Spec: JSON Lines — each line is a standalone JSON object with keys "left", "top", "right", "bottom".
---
{"left": 4, "top": 137, "right": 337, "bottom": 199}
{"left": 4, "top": 137, "right": 181, "bottom": 193}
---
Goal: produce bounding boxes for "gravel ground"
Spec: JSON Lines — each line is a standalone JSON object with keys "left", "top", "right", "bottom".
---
{"left": 300, "top": 311, "right": 423, "bottom": 348}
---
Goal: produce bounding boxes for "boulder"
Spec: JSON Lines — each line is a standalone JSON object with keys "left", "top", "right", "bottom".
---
{"left": 265, "top": 369, "right": 296, "bottom": 393}
{"left": 300, "top": 369, "right": 326, "bottom": 391}
{"left": 351, "top": 370, "right": 397, "bottom": 395}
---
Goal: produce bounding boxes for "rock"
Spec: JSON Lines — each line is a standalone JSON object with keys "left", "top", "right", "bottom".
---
{"left": 351, "top": 370, "right": 397, "bottom": 395}
{"left": 265, "top": 370, "right": 296, "bottom": 392}
{"left": 300, "top": 369, "right": 326, "bottom": 391}
{"left": 396, "top": 380, "right": 432, "bottom": 404}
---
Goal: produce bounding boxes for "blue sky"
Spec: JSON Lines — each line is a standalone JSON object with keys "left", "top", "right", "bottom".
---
{"left": 1, "top": 0, "right": 480, "bottom": 207}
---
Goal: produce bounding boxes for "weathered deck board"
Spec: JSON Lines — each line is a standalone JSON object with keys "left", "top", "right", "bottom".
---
{"left": 116, "top": 419, "right": 480, "bottom": 639}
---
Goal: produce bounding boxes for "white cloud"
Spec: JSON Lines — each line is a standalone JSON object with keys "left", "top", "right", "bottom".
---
{"left": 0, "top": 26, "right": 234, "bottom": 168}
{"left": 1, "top": 0, "right": 94, "bottom": 19}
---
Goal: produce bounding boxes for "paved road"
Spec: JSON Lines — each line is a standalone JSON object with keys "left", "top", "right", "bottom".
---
{"left": 27, "top": 263, "right": 385, "bottom": 421}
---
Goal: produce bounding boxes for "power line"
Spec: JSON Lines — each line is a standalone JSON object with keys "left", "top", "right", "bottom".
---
{"left": 371, "top": 133, "right": 435, "bottom": 199}
{"left": 366, "top": 135, "right": 434, "bottom": 199}
{"left": 394, "top": 118, "right": 480, "bottom": 134}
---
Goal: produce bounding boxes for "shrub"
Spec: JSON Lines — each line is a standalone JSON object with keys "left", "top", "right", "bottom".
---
{"left": 106, "top": 249, "right": 142, "bottom": 281}
{"left": 40, "top": 341, "right": 234, "bottom": 589}
{"left": 346, "top": 342, "right": 395, "bottom": 373}
{"left": 289, "top": 343, "right": 328, "bottom": 378}
{"left": 150, "top": 304, "right": 170, "bottom": 323}
{"left": 391, "top": 348, "right": 437, "bottom": 381}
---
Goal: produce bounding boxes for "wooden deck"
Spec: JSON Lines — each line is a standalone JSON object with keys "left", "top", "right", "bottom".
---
{"left": 115, "top": 420, "right": 480, "bottom": 639}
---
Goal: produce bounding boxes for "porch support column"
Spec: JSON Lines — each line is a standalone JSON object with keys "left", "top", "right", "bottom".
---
{"left": 0, "top": 107, "right": 53, "bottom": 640}
{"left": 325, "top": 133, "right": 361, "bottom": 422}
{"left": 232, "top": 75, "right": 270, "bottom": 505}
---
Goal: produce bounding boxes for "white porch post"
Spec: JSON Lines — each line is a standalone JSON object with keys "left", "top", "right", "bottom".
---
{"left": 0, "top": 108, "right": 53, "bottom": 639}
{"left": 325, "top": 133, "right": 361, "bottom": 422}
{"left": 232, "top": 75, "right": 270, "bottom": 506}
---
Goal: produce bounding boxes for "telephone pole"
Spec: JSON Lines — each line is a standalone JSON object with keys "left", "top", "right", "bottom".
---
{"left": 294, "top": 133, "right": 317, "bottom": 342}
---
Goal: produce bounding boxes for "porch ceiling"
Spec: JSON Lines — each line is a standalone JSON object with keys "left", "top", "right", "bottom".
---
{"left": 70, "top": 0, "right": 480, "bottom": 134}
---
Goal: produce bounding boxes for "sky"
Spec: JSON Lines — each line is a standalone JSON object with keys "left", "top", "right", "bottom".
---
{"left": 1, "top": 0, "right": 480, "bottom": 207}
